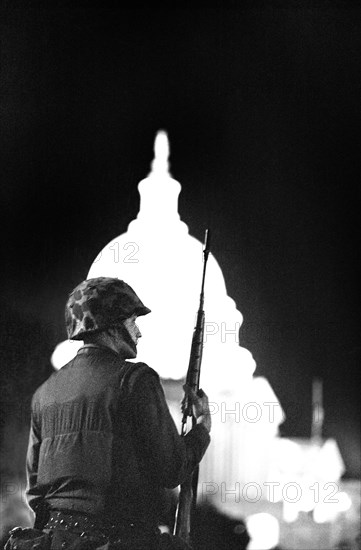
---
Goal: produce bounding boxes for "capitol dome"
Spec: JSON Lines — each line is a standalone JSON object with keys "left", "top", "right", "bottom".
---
{"left": 86, "top": 130, "right": 255, "bottom": 384}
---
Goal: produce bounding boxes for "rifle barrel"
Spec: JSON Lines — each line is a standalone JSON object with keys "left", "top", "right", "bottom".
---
{"left": 174, "top": 228, "right": 211, "bottom": 543}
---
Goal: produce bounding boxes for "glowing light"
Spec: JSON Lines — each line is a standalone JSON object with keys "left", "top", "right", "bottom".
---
{"left": 282, "top": 503, "right": 299, "bottom": 523}
{"left": 51, "top": 339, "right": 83, "bottom": 370}
{"left": 246, "top": 513, "right": 279, "bottom": 550}
{"left": 315, "top": 438, "right": 345, "bottom": 480}
{"left": 313, "top": 502, "right": 335, "bottom": 524}
{"left": 337, "top": 491, "right": 352, "bottom": 512}
{"left": 313, "top": 491, "right": 352, "bottom": 523}
{"left": 151, "top": 129, "right": 170, "bottom": 174}
{"left": 267, "top": 435, "right": 346, "bottom": 523}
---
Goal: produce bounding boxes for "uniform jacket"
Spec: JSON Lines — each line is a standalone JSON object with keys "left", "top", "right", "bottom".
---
{"left": 26, "top": 344, "right": 210, "bottom": 528}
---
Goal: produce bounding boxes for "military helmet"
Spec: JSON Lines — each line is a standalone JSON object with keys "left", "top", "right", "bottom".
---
{"left": 65, "top": 277, "right": 151, "bottom": 340}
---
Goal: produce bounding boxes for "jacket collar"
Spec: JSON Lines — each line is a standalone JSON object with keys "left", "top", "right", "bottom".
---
{"left": 76, "top": 343, "right": 122, "bottom": 360}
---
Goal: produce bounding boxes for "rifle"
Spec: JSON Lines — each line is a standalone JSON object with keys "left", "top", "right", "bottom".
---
{"left": 173, "top": 229, "right": 211, "bottom": 547}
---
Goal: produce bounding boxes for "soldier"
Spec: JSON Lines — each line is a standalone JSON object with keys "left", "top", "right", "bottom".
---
{"left": 7, "top": 277, "right": 211, "bottom": 550}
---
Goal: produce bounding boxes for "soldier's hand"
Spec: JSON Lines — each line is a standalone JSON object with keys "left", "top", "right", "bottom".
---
{"left": 182, "top": 385, "right": 212, "bottom": 433}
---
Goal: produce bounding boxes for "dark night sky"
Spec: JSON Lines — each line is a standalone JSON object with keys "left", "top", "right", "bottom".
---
{"left": 0, "top": 3, "right": 360, "bottom": 477}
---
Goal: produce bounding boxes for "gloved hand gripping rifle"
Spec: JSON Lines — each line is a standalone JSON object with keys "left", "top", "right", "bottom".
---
{"left": 173, "top": 229, "right": 211, "bottom": 547}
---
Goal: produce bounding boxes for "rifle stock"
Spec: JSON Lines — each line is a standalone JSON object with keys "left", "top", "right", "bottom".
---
{"left": 173, "top": 229, "right": 211, "bottom": 546}
{"left": 174, "top": 476, "right": 193, "bottom": 543}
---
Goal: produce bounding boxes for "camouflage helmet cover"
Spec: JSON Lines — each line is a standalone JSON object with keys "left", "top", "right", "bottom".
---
{"left": 65, "top": 277, "right": 151, "bottom": 340}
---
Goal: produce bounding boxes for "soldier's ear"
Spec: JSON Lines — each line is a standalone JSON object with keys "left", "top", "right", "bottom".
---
{"left": 107, "top": 326, "right": 123, "bottom": 339}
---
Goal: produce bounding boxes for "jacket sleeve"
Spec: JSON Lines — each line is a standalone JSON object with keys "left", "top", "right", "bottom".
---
{"left": 25, "top": 395, "right": 44, "bottom": 514}
{"left": 131, "top": 368, "right": 210, "bottom": 489}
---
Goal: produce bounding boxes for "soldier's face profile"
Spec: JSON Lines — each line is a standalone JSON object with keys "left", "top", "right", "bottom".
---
{"left": 108, "top": 314, "right": 142, "bottom": 358}
{"left": 123, "top": 314, "right": 142, "bottom": 346}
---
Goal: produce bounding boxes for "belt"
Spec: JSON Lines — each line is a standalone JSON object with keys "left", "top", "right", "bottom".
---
{"left": 44, "top": 510, "right": 159, "bottom": 543}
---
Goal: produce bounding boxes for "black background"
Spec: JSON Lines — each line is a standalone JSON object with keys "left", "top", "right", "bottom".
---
{"left": 1, "top": 2, "right": 360, "bottom": 478}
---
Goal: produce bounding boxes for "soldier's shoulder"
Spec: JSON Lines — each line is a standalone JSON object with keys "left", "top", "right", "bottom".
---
{"left": 122, "top": 361, "right": 159, "bottom": 393}
{"left": 127, "top": 361, "right": 159, "bottom": 376}
{"left": 123, "top": 361, "right": 159, "bottom": 380}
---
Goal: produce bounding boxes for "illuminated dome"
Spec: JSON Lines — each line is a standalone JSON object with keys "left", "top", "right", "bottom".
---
{"left": 87, "top": 130, "right": 255, "bottom": 384}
